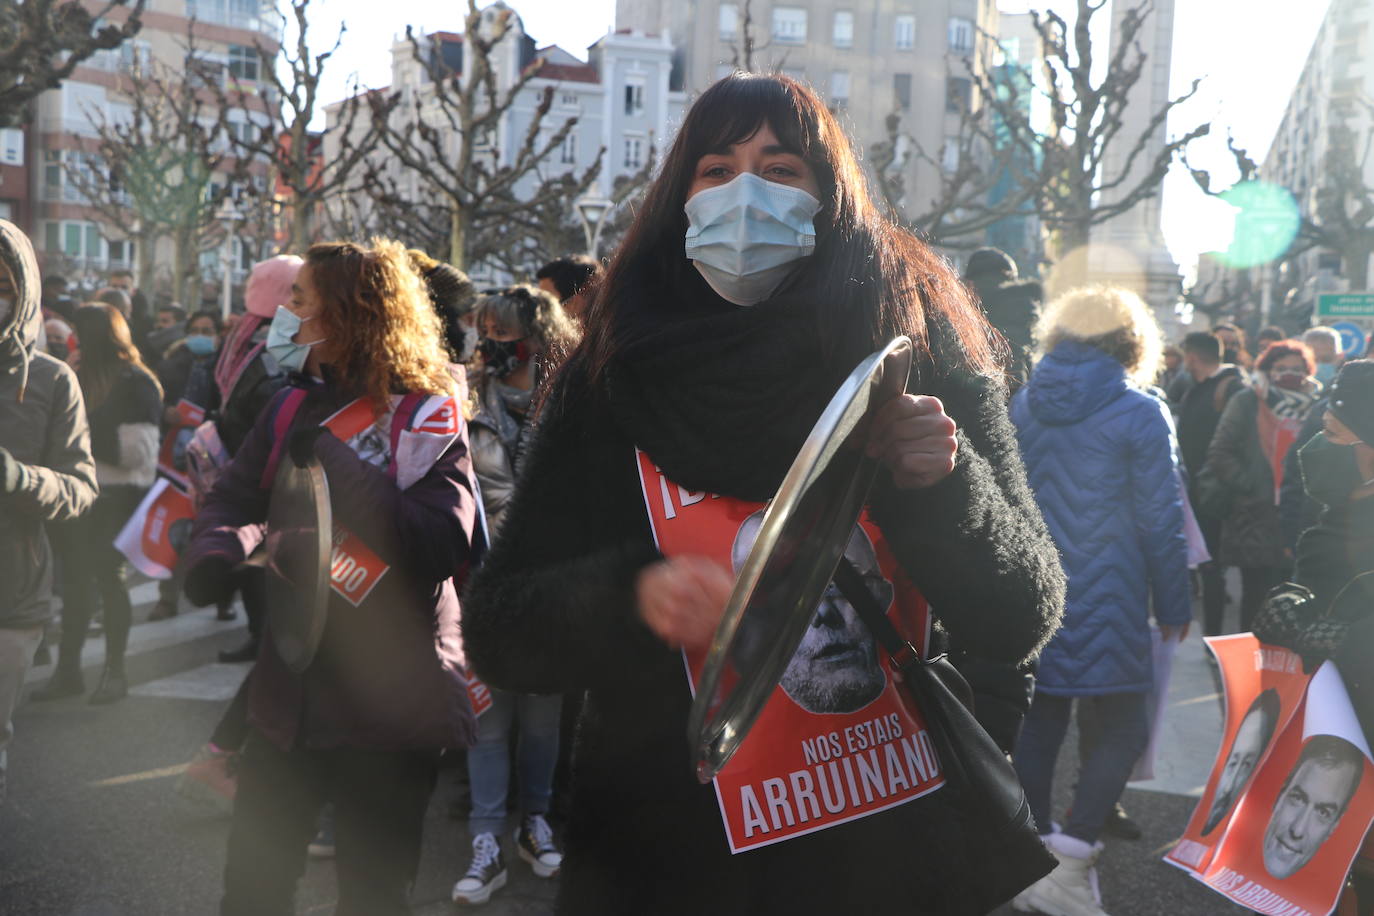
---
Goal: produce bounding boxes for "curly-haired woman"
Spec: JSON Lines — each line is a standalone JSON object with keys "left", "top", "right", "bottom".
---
{"left": 181, "top": 239, "right": 479, "bottom": 915}
{"left": 1009, "top": 286, "right": 1192, "bottom": 916}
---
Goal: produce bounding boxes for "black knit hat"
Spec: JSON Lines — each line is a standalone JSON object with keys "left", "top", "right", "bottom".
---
{"left": 1329, "top": 359, "right": 1374, "bottom": 445}
{"left": 964, "top": 247, "right": 1017, "bottom": 282}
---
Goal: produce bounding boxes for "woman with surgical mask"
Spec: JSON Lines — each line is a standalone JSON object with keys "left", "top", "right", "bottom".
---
{"left": 459, "top": 73, "right": 1065, "bottom": 915}
{"left": 146, "top": 309, "right": 227, "bottom": 622}
{"left": 451, "top": 284, "right": 579, "bottom": 905}
{"left": 1202, "top": 340, "right": 1321, "bottom": 632}
{"left": 179, "top": 239, "right": 479, "bottom": 914}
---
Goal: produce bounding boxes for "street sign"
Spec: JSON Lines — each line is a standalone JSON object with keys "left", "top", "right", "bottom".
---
{"left": 1316, "top": 292, "right": 1374, "bottom": 320}
{"left": 1332, "top": 321, "right": 1368, "bottom": 359}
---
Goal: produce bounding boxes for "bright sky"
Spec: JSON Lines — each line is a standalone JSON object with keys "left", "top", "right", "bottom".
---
{"left": 311, "top": 0, "right": 1332, "bottom": 281}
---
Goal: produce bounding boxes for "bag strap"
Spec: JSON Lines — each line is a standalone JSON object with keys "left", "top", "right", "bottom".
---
{"left": 259, "top": 388, "right": 309, "bottom": 491}
{"left": 832, "top": 557, "right": 937, "bottom": 671}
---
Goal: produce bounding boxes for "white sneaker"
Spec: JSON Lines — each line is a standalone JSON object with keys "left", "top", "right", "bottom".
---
{"left": 452, "top": 833, "right": 508, "bottom": 906}
{"left": 1012, "top": 832, "right": 1110, "bottom": 916}
{"left": 515, "top": 813, "right": 562, "bottom": 878}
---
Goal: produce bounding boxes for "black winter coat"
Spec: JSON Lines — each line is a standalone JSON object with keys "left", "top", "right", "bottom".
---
{"left": 463, "top": 303, "right": 1065, "bottom": 915}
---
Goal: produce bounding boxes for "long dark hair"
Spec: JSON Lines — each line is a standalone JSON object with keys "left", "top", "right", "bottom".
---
{"left": 71, "top": 303, "right": 161, "bottom": 410}
{"left": 580, "top": 72, "right": 998, "bottom": 382}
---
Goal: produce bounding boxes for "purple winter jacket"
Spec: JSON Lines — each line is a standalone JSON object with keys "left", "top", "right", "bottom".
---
{"left": 183, "top": 373, "right": 479, "bottom": 752}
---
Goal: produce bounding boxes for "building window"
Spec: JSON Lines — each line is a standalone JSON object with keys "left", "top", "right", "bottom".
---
{"left": 719, "top": 2, "right": 738, "bottom": 40}
{"left": 0, "top": 129, "right": 22, "bottom": 166}
{"left": 624, "top": 136, "right": 644, "bottom": 169}
{"left": 830, "top": 70, "right": 850, "bottom": 109}
{"left": 227, "top": 44, "right": 260, "bottom": 82}
{"left": 948, "top": 17, "right": 974, "bottom": 54}
{"left": 893, "top": 73, "right": 912, "bottom": 110}
{"left": 947, "top": 76, "right": 972, "bottom": 112}
{"left": 895, "top": 15, "right": 915, "bottom": 51}
{"left": 561, "top": 132, "right": 576, "bottom": 165}
{"left": 625, "top": 81, "right": 644, "bottom": 116}
{"left": 833, "top": 10, "right": 854, "bottom": 49}
{"left": 772, "top": 7, "right": 807, "bottom": 44}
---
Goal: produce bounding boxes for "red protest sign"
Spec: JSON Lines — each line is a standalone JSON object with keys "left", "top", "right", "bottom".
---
{"left": 635, "top": 449, "right": 943, "bottom": 854}
{"left": 1170, "top": 644, "right": 1374, "bottom": 916}
{"left": 114, "top": 478, "right": 196, "bottom": 579}
{"left": 1167, "top": 635, "right": 1311, "bottom": 874}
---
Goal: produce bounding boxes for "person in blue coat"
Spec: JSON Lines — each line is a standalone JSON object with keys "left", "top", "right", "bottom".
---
{"left": 1009, "top": 286, "right": 1192, "bottom": 916}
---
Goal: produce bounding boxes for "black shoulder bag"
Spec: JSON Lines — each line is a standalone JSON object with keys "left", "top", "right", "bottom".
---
{"left": 833, "top": 559, "right": 1037, "bottom": 834}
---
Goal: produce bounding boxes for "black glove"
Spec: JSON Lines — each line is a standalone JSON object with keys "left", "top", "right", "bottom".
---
{"left": 288, "top": 426, "right": 331, "bottom": 468}
{"left": 0, "top": 446, "right": 24, "bottom": 495}
{"left": 185, "top": 555, "right": 236, "bottom": 608}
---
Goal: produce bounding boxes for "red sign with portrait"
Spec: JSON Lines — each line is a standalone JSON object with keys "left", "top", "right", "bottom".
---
{"left": 636, "top": 449, "right": 943, "bottom": 854}
{"left": 1168, "top": 638, "right": 1374, "bottom": 916}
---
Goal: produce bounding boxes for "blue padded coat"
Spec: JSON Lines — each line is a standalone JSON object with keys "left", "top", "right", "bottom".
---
{"left": 1010, "top": 341, "right": 1192, "bottom": 695}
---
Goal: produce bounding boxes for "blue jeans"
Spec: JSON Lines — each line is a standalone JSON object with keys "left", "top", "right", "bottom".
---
{"left": 467, "top": 689, "right": 562, "bottom": 837}
{"left": 1013, "top": 690, "right": 1149, "bottom": 844}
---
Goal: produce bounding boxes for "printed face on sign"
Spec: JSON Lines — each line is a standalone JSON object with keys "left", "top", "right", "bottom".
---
{"left": 730, "top": 511, "right": 890, "bottom": 715}
{"left": 1203, "top": 689, "right": 1280, "bottom": 836}
{"left": 1262, "top": 736, "right": 1363, "bottom": 879}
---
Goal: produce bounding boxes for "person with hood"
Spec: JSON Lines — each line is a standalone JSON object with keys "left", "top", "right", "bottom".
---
{"left": 0, "top": 221, "right": 98, "bottom": 803}
{"left": 30, "top": 303, "right": 161, "bottom": 705}
{"left": 962, "top": 246, "right": 1042, "bottom": 391}
{"left": 1010, "top": 286, "right": 1192, "bottom": 916}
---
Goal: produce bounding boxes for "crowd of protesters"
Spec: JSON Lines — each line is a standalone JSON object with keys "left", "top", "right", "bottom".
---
{"left": 0, "top": 71, "right": 1369, "bottom": 916}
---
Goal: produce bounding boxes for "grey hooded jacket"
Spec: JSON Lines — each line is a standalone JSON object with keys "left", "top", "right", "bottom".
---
{"left": 0, "top": 220, "right": 98, "bottom": 628}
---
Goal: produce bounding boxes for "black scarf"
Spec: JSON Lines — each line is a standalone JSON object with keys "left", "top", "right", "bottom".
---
{"left": 603, "top": 271, "right": 865, "bottom": 502}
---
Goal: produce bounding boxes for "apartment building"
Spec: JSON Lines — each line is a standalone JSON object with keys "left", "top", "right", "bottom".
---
{"left": 30, "top": 0, "right": 279, "bottom": 292}
{"left": 324, "top": 2, "right": 685, "bottom": 279}
{"left": 614, "top": 0, "right": 999, "bottom": 238}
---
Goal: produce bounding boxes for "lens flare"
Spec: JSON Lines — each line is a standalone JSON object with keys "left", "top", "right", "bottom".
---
{"left": 1215, "top": 181, "right": 1300, "bottom": 269}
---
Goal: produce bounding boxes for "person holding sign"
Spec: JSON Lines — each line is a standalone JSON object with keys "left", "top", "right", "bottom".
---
{"left": 461, "top": 73, "right": 1066, "bottom": 916}
{"left": 32, "top": 303, "right": 162, "bottom": 705}
{"left": 180, "top": 239, "right": 480, "bottom": 915}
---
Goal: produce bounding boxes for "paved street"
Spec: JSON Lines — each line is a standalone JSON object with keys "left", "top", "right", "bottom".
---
{"left": 2, "top": 579, "right": 1248, "bottom": 915}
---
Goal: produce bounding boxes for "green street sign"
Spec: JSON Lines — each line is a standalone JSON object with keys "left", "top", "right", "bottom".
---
{"left": 1316, "top": 293, "right": 1374, "bottom": 320}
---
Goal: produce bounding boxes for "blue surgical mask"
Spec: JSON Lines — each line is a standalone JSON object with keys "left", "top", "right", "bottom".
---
{"left": 266, "top": 305, "right": 325, "bottom": 373}
{"left": 1316, "top": 362, "right": 1338, "bottom": 386}
{"left": 184, "top": 333, "right": 216, "bottom": 356}
{"left": 684, "top": 172, "right": 821, "bottom": 306}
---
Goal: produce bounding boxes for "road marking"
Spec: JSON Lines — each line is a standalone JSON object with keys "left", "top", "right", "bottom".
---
{"left": 129, "top": 663, "right": 246, "bottom": 702}
{"left": 89, "top": 763, "right": 188, "bottom": 787}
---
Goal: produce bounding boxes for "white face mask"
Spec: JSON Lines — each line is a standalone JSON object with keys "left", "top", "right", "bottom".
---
{"left": 684, "top": 172, "right": 821, "bottom": 306}
{"left": 457, "top": 323, "right": 480, "bottom": 362}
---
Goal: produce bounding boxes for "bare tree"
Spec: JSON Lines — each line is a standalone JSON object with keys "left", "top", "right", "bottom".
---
{"left": 213, "top": 0, "right": 380, "bottom": 253}
{"left": 0, "top": 0, "right": 145, "bottom": 126}
{"left": 63, "top": 51, "right": 260, "bottom": 303}
{"left": 887, "top": 0, "right": 1208, "bottom": 279}
{"left": 367, "top": 0, "right": 604, "bottom": 270}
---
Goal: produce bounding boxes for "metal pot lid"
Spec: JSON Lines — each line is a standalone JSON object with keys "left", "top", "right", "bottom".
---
{"left": 687, "top": 336, "right": 914, "bottom": 783}
{"left": 264, "top": 456, "right": 332, "bottom": 674}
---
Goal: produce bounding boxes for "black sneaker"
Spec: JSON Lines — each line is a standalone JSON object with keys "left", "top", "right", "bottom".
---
{"left": 515, "top": 813, "right": 562, "bottom": 878}
{"left": 1102, "top": 802, "right": 1143, "bottom": 840}
{"left": 452, "top": 833, "right": 507, "bottom": 905}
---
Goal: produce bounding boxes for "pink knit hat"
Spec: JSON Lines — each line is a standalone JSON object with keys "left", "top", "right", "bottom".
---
{"left": 244, "top": 255, "right": 304, "bottom": 319}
